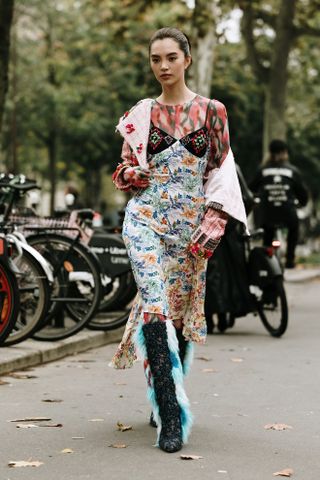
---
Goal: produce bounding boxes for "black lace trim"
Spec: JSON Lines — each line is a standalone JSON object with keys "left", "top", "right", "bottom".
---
{"left": 147, "top": 125, "right": 209, "bottom": 158}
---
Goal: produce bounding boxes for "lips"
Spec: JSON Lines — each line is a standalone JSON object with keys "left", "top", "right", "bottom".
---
{"left": 160, "top": 74, "right": 172, "bottom": 79}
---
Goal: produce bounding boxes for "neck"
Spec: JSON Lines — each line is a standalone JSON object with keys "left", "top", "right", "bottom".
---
{"left": 158, "top": 82, "right": 195, "bottom": 106}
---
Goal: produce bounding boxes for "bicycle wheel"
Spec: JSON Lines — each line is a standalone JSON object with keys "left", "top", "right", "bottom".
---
{"left": 255, "top": 278, "right": 288, "bottom": 337}
{"left": 4, "top": 245, "right": 51, "bottom": 346}
{"left": 88, "top": 308, "right": 130, "bottom": 331}
{"left": 0, "top": 262, "right": 20, "bottom": 345}
{"left": 27, "top": 233, "right": 102, "bottom": 341}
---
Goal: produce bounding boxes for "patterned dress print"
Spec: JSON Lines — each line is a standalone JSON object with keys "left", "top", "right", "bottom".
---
{"left": 111, "top": 95, "right": 229, "bottom": 369}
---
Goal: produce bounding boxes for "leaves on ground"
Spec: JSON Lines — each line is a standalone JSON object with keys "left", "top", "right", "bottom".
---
{"left": 114, "top": 382, "right": 127, "bottom": 386}
{"left": 72, "top": 436, "right": 84, "bottom": 440}
{"left": 202, "top": 368, "right": 218, "bottom": 373}
{"left": 89, "top": 418, "right": 104, "bottom": 422}
{"left": 0, "top": 379, "right": 10, "bottom": 385}
{"left": 61, "top": 448, "right": 73, "bottom": 454}
{"left": 109, "top": 444, "right": 128, "bottom": 449}
{"left": 16, "top": 424, "right": 39, "bottom": 429}
{"left": 196, "top": 356, "right": 212, "bottom": 362}
{"left": 42, "top": 399, "right": 63, "bottom": 403}
{"left": 180, "top": 454, "right": 203, "bottom": 460}
{"left": 9, "top": 417, "right": 52, "bottom": 423}
{"left": 16, "top": 423, "right": 63, "bottom": 429}
{"left": 8, "top": 459, "right": 43, "bottom": 468}
{"left": 273, "top": 468, "right": 294, "bottom": 477}
{"left": 117, "top": 421, "right": 133, "bottom": 432}
{"left": 265, "top": 423, "right": 293, "bottom": 431}
{"left": 6, "top": 372, "right": 37, "bottom": 379}
{"left": 231, "top": 358, "right": 244, "bottom": 363}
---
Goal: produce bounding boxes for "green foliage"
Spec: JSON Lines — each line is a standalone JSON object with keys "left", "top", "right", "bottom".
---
{"left": 0, "top": 0, "right": 319, "bottom": 204}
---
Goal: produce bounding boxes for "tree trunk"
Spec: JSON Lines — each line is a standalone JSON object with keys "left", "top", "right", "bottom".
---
{"left": 189, "top": 0, "right": 219, "bottom": 97}
{"left": 0, "top": 0, "right": 15, "bottom": 135}
{"left": 263, "top": 0, "right": 296, "bottom": 153}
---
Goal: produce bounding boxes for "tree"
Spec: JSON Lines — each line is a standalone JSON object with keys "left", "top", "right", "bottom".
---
{"left": 0, "top": 0, "right": 15, "bottom": 135}
{"left": 238, "top": 0, "right": 320, "bottom": 152}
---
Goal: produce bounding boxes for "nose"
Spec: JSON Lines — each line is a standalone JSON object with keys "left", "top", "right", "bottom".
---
{"left": 160, "top": 61, "right": 169, "bottom": 71}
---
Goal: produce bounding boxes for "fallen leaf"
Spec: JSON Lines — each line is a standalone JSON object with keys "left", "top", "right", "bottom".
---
{"left": 8, "top": 459, "right": 43, "bottom": 468}
{"left": 61, "top": 448, "right": 73, "bottom": 454}
{"left": 0, "top": 379, "right": 10, "bottom": 385}
{"left": 180, "top": 454, "right": 203, "bottom": 460}
{"left": 231, "top": 358, "right": 244, "bottom": 363}
{"left": 265, "top": 424, "right": 293, "bottom": 431}
{"left": 117, "top": 421, "right": 133, "bottom": 432}
{"left": 16, "top": 424, "right": 38, "bottom": 429}
{"left": 6, "top": 373, "right": 37, "bottom": 379}
{"left": 114, "top": 382, "right": 127, "bottom": 386}
{"left": 196, "top": 356, "right": 212, "bottom": 362}
{"left": 109, "top": 444, "right": 128, "bottom": 449}
{"left": 72, "top": 436, "right": 84, "bottom": 440}
{"left": 273, "top": 468, "right": 294, "bottom": 477}
{"left": 9, "top": 417, "right": 51, "bottom": 423}
{"left": 202, "top": 368, "right": 218, "bottom": 373}
{"left": 89, "top": 418, "right": 104, "bottom": 422}
{"left": 41, "top": 399, "right": 63, "bottom": 403}
{"left": 39, "top": 423, "right": 63, "bottom": 428}
{"left": 71, "top": 359, "right": 95, "bottom": 363}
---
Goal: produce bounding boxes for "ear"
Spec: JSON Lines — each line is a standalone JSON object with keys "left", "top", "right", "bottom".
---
{"left": 184, "top": 55, "right": 192, "bottom": 70}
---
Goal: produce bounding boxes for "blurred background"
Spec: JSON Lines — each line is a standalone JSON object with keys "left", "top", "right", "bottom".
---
{"left": 0, "top": 0, "right": 319, "bottom": 259}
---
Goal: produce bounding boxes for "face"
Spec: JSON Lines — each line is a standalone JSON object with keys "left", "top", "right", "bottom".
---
{"left": 150, "top": 38, "right": 191, "bottom": 87}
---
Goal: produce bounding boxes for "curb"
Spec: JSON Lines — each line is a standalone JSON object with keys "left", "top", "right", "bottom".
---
{"left": 284, "top": 270, "right": 320, "bottom": 284}
{"left": 0, "top": 328, "right": 123, "bottom": 376}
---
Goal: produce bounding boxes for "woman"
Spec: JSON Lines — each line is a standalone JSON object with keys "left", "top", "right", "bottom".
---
{"left": 111, "top": 27, "right": 247, "bottom": 453}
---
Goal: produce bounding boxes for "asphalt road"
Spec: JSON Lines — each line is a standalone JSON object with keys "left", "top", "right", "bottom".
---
{"left": 0, "top": 280, "right": 319, "bottom": 480}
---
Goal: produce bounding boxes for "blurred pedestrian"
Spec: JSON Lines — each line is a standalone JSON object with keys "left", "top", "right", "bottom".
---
{"left": 250, "top": 139, "right": 309, "bottom": 268}
{"left": 110, "top": 27, "right": 247, "bottom": 453}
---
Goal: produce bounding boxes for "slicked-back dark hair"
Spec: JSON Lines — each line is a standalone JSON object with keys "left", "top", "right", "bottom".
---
{"left": 149, "top": 27, "right": 191, "bottom": 58}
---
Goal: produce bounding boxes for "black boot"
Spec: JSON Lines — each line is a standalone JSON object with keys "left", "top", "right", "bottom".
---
{"left": 150, "top": 327, "right": 191, "bottom": 428}
{"left": 143, "top": 322, "right": 183, "bottom": 453}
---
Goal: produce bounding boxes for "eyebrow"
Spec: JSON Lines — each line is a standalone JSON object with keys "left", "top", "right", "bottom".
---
{"left": 150, "top": 52, "right": 179, "bottom": 58}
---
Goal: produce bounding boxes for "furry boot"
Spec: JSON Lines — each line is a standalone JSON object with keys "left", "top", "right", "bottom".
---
{"left": 149, "top": 327, "right": 193, "bottom": 428}
{"left": 141, "top": 321, "right": 191, "bottom": 453}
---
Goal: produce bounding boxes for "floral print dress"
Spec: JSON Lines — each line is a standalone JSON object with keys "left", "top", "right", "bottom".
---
{"left": 111, "top": 95, "right": 229, "bottom": 369}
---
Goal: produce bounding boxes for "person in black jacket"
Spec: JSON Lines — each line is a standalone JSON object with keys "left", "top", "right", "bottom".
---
{"left": 250, "top": 139, "right": 309, "bottom": 268}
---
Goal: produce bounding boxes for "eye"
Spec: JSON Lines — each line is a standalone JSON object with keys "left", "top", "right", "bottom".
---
{"left": 151, "top": 57, "right": 160, "bottom": 63}
{"left": 168, "top": 56, "right": 177, "bottom": 62}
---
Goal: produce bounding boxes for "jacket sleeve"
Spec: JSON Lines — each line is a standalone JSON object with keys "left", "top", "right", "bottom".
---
{"left": 112, "top": 140, "right": 139, "bottom": 191}
{"left": 292, "top": 168, "right": 309, "bottom": 207}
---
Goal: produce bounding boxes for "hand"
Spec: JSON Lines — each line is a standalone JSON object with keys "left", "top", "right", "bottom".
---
{"left": 189, "top": 209, "right": 228, "bottom": 258}
{"left": 123, "top": 166, "right": 150, "bottom": 188}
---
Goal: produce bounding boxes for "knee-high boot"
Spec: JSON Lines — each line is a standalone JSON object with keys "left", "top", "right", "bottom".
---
{"left": 137, "top": 321, "right": 192, "bottom": 452}
{"left": 149, "top": 326, "right": 194, "bottom": 428}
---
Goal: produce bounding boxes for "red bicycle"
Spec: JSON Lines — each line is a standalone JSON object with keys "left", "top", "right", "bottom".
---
{"left": 0, "top": 235, "right": 20, "bottom": 345}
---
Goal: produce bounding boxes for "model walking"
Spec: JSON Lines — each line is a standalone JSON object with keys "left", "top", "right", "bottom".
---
{"left": 111, "top": 27, "right": 247, "bottom": 453}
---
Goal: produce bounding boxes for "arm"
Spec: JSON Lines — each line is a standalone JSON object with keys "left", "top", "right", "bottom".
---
{"left": 190, "top": 101, "right": 230, "bottom": 258}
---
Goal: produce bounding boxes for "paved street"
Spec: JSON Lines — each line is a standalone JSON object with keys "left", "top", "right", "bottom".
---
{"left": 0, "top": 280, "right": 319, "bottom": 480}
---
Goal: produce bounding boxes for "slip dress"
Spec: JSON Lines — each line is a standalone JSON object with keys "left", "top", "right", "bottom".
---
{"left": 111, "top": 98, "right": 213, "bottom": 369}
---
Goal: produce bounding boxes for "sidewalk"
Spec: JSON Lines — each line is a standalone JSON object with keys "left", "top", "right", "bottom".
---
{"left": 0, "top": 267, "right": 319, "bottom": 377}
{"left": 0, "top": 328, "right": 123, "bottom": 376}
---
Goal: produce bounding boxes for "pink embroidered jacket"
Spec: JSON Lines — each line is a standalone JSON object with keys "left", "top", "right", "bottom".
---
{"left": 113, "top": 98, "right": 248, "bottom": 234}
